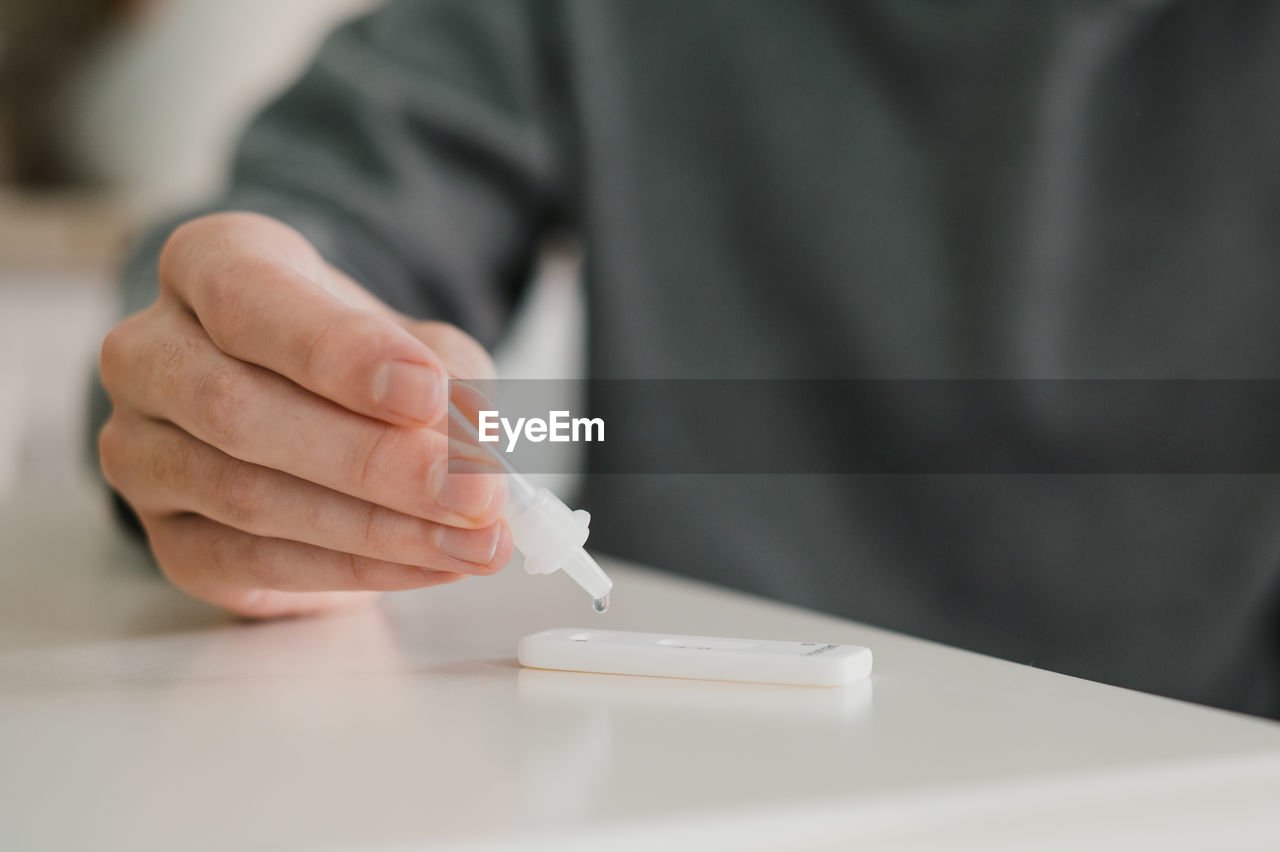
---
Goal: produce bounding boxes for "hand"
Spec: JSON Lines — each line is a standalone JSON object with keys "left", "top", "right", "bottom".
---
{"left": 99, "top": 212, "right": 512, "bottom": 617}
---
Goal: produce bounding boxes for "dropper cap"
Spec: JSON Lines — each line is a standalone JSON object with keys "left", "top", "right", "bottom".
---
{"left": 447, "top": 396, "right": 613, "bottom": 612}
{"left": 504, "top": 483, "right": 613, "bottom": 611}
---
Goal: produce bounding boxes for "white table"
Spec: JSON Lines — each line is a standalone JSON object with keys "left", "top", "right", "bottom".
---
{"left": 2, "top": 488, "right": 1279, "bottom": 852}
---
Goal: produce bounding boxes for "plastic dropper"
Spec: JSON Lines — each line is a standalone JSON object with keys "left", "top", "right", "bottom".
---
{"left": 447, "top": 399, "right": 613, "bottom": 612}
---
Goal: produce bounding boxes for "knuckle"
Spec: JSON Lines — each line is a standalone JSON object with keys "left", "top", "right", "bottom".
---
{"left": 298, "top": 319, "right": 345, "bottom": 385}
{"left": 97, "top": 416, "right": 127, "bottom": 489}
{"left": 161, "top": 212, "right": 299, "bottom": 301}
{"left": 156, "top": 221, "right": 199, "bottom": 291}
{"left": 340, "top": 427, "right": 449, "bottom": 523}
{"left": 206, "top": 527, "right": 254, "bottom": 586}
{"left": 158, "top": 216, "right": 229, "bottom": 294}
{"left": 210, "top": 525, "right": 280, "bottom": 591}
{"left": 98, "top": 324, "right": 128, "bottom": 391}
{"left": 193, "top": 364, "right": 247, "bottom": 449}
{"left": 348, "top": 424, "right": 400, "bottom": 494}
{"left": 197, "top": 256, "right": 254, "bottom": 334}
{"left": 99, "top": 311, "right": 150, "bottom": 393}
{"left": 142, "top": 334, "right": 192, "bottom": 392}
{"left": 250, "top": 550, "right": 289, "bottom": 592}
{"left": 145, "top": 518, "right": 210, "bottom": 597}
{"left": 145, "top": 522, "right": 183, "bottom": 579}
{"left": 357, "top": 502, "right": 395, "bottom": 556}
{"left": 211, "top": 460, "right": 262, "bottom": 528}
{"left": 303, "top": 312, "right": 395, "bottom": 389}
{"left": 345, "top": 555, "right": 373, "bottom": 588}
{"left": 350, "top": 312, "right": 401, "bottom": 354}
{"left": 148, "top": 432, "right": 195, "bottom": 495}
{"left": 101, "top": 307, "right": 194, "bottom": 405}
{"left": 162, "top": 217, "right": 210, "bottom": 256}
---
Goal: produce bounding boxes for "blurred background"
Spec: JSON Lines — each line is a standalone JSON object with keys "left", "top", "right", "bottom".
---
{"left": 0, "top": 0, "right": 582, "bottom": 502}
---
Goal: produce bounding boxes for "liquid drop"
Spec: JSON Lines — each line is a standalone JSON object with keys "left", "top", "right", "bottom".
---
{"left": 592, "top": 594, "right": 610, "bottom": 614}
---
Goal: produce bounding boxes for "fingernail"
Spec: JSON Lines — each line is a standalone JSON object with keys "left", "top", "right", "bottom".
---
{"left": 430, "top": 458, "right": 502, "bottom": 519}
{"left": 373, "top": 360, "right": 442, "bottom": 422}
{"left": 439, "top": 524, "right": 501, "bottom": 564}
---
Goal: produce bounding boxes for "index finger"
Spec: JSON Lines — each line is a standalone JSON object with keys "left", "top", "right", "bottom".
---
{"left": 159, "top": 214, "right": 449, "bottom": 426}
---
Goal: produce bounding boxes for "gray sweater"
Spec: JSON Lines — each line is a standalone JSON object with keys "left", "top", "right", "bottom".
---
{"left": 116, "top": 0, "right": 1280, "bottom": 717}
